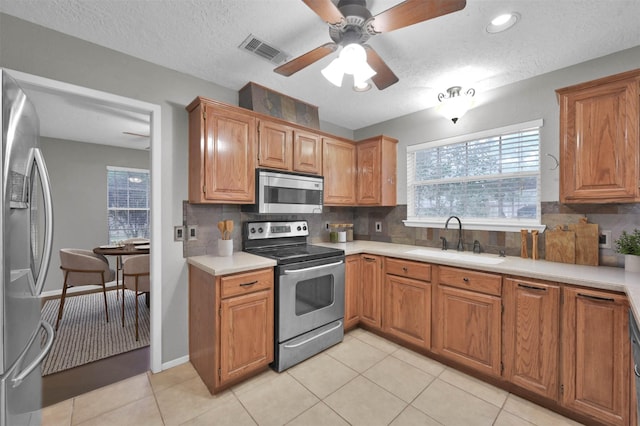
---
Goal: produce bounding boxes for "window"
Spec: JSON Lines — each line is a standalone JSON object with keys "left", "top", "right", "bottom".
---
{"left": 107, "top": 166, "right": 150, "bottom": 243}
{"left": 405, "top": 119, "right": 543, "bottom": 232}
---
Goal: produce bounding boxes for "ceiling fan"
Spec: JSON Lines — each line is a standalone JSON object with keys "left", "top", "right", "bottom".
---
{"left": 274, "top": 0, "right": 467, "bottom": 90}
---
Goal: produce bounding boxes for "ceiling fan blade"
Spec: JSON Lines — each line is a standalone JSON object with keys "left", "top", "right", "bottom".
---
{"left": 302, "top": 0, "right": 345, "bottom": 26}
{"left": 274, "top": 43, "right": 338, "bottom": 76}
{"left": 370, "top": 0, "right": 466, "bottom": 34}
{"left": 364, "top": 46, "right": 399, "bottom": 90}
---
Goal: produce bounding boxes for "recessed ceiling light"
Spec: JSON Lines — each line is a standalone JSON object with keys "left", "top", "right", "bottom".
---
{"left": 486, "top": 12, "right": 520, "bottom": 33}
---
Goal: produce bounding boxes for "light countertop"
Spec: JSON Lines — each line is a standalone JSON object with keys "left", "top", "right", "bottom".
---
{"left": 187, "top": 240, "right": 640, "bottom": 320}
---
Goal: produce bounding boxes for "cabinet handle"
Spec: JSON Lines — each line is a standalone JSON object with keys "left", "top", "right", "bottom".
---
{"left": 402, "top": 267, "right": 408, "bottom": 273}
{"left": 635, "top": 364, "right": 640, "bottom": 378}
{"left": 239, "top": 280, "right": 258, "bottom": 287}
{"left": 517, "top": 283, "right": 547, "bottom": 292}
{"left": 363, "top": 256, "right": 377, "bottom": 262}
{"left": 462, "top": 277, "right": 470, "bottom": 282}
{"left": 577, "top": 293, "right": 614, "bottom": 303}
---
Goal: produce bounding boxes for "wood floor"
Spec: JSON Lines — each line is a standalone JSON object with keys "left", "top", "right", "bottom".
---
{"left": 42, "top": 346, "right": 149, "bottom": 407}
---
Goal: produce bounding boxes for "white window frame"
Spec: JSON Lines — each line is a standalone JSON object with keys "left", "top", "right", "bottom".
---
{"left": 404, "top": 119, "right": 545, "bottom": 233}
{"left": 107, "top": 165, "right": 150, "bottom": 243}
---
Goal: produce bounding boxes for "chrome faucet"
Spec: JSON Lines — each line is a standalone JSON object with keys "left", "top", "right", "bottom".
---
{"left": 445, "top": 216, "right": 464, "bottom": 252}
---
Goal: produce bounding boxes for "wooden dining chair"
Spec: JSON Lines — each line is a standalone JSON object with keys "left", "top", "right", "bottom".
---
{"left": 121, "top": 254, "right": 150, "bottom": 341}
{"left": 57, "top": 249, "right": 115, "bottom": 330}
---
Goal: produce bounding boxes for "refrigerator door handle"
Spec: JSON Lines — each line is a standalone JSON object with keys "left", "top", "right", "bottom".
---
{"left": 10, "top": 320, "right": 54, "bottom": 388}
{"left": 27, "top": 147, "right": 54, "bottom": 296}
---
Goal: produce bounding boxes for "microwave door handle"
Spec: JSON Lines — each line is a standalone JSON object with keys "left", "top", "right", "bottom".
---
{"left": 26, "top": 148, "right": 54, "bottom": 295}
{"left": 283, "top": 260, "right": 344, "bottom": 274}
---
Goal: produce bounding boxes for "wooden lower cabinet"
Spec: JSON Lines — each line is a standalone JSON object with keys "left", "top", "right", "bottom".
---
{"left": 561, "top": 286, "right": 630, "bottom": 426}
{"left": 359, "top": 254, "right": 382, "bottom": 330}
{"left": 503, "top": 277, "right": 560, "bottom": 400}
{"left": 189, "top": 265, "right": 273, "bottom": 394}
{"left": 434, "top": 272, "right": 502, "bottom": 377}
{"left": 383, "top": 273, "right": 431, "bottom": 349}
{"left": 344, "top": 255, "right": 361, "bottom": 330}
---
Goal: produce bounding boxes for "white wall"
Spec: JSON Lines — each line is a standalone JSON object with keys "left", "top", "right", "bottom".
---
{"left": 354, "top": 45, "right": 640, "bottom": 205}
{"left": 40, "top": 137, "right": 150, "bottom": 293}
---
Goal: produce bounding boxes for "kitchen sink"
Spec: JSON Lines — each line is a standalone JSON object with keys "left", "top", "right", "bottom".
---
{"left": 405, "top": 249, "right": 505, "bottom": 265}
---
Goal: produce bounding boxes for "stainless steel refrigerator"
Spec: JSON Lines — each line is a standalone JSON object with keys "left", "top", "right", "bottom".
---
{"left": 1, "top": 70, "right": 55, "bottom": 426}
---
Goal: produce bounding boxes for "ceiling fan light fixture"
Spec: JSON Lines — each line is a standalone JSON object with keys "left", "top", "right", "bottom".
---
{"left": 486, "top": 12, "right": 520, "bottom": 33}
{"left": 321, "top": 57, "right": 345, "bottom": 87}
{"left": 353, "top": 80, "right": 372, "bottom": 92}
{"left": 437, "top": 86, "right": 475, "bottom": 123}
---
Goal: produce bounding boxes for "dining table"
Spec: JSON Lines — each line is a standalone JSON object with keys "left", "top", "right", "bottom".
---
{"left": 93, "top": 243, "right": 150, "bottom": 306}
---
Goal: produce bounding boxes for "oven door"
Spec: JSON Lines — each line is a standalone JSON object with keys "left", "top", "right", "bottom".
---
{"left": 276, "top": 256, "right": 345, "bottom": 343}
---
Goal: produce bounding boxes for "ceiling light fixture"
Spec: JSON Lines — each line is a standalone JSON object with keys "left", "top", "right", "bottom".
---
{"left": 486, "top": 12, "right": 520, "bottom": 33}
{"left": 321, "top": 43, "right": 377, "bottom": 90}
{"left": 437, "top": 86, "right": 475, "bottom": 123}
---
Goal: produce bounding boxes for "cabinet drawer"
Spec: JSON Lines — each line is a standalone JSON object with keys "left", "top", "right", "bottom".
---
{"left": 385, "top": 257, "right": 431, "bottom": 281}
{"left": 221, "top": 268, "right": 273, "bottom": 299}
{"left": 438, "top": 266, "right": 501, "bottom": 296}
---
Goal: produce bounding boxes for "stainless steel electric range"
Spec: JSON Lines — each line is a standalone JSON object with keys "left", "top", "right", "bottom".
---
{"left": 243, "top": 220, "right": 345, "bottom": 372}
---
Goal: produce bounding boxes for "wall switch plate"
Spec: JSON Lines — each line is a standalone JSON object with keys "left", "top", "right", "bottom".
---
{"left": 174, "top": 226, "right": 184, "bottom": 241}
{"left": 188, "top": 225, "right": 198, "bottom": 241}
{"left": 375, "top": 221, "right": 382, "bottom": 232}
{"left": 599, "top": 230, "right": 612, "bottom": 248}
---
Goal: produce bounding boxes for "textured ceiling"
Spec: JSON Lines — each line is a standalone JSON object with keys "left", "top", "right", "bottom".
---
{"left": 2, "top": 0, "right": 640, "bottom": 138}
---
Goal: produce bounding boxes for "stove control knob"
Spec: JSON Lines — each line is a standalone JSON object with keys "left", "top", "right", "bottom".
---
{"left": 249, "top": 227, "right": 256, "bottom": 234}
{"left": 258, "top": 227, "right": 263, "bottom": 234}
{"left": 303, "top": 225, "right": 307, "bottom": 231}
{"left": 297, "top": 226, "right": 301, "bottom": 231}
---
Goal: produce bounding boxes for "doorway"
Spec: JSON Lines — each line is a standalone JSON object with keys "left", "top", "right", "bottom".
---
{"left": 5, "top": 68, "right": 162, "bottom": 395}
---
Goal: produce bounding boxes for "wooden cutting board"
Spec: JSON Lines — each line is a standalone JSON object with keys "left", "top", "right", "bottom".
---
{"left": 545, "top": 226, "right": 576, "bottom": 264}
{"left": 568, "top": 218, "right": 599, "bottom": 266}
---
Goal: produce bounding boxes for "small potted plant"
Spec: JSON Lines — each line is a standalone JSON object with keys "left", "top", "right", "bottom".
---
{"left": 615, "top": 229, "right": 640, "bottom": 272}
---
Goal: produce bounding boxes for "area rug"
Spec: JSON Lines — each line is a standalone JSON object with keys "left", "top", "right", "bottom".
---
{"left": 40, "top": 290, "right": 150, "bottom": 376}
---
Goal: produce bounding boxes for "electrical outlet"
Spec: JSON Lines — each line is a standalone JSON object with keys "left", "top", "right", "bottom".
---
{"left": 174, "top": 226, "right": 184, "bottom": 241}
{"left": 188, "top": 225, "right": 198, "bottom": 241}
{"left": 375, "top": 221, "right": 382, "bottom": 232}
{"left": 599, "top": 230, "right": 612, "bottom": 248}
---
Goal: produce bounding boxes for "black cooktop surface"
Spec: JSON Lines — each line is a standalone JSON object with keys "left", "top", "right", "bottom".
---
{"left": 245, "top": 243, "right": 344, "bottom": 264}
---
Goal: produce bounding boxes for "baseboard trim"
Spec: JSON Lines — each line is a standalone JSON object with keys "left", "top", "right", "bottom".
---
{"left": 161, "top": 355, "right": 189, "bottom": 372}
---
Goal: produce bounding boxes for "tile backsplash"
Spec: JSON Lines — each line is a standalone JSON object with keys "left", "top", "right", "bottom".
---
{"left": 183, "top": 201, "right": 640, "bottom": 268}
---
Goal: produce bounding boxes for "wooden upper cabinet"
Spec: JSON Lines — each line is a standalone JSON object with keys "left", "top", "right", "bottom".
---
{"left": 503, "top": 277, "right": 560, "bottom": 400}
{"left": 557, "top": 69, "right": 640, "bottom": 203}
{"left": 561, "top": 287, "right": 630, "bottom": 426}
{"left": 257, "top": 120, "right": 292, "bottom": 171}
{"left": 356, "top": 136, "right": 398, "bottom": 206}
{"left": 293, "top": 130, "right": 322, "bottom": 174}
{"left": 187, "top": 98, "right": 256, "bottom": 203}
{"left": 323, "top": 137, "right": 357, "bottom": 205}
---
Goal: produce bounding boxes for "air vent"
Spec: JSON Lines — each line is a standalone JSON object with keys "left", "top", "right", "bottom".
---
{"left": 239, "top": 34, "right": 289, "bottom": 65}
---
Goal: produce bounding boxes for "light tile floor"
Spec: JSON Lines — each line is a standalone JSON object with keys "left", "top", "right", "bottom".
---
{"left": 42, "top": 329, "right": 584, "bottom": 426}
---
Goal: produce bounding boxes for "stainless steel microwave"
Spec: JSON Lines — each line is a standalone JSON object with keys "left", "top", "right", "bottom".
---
{"left": 246, "top": 169, "right": 323, "bottom": 214}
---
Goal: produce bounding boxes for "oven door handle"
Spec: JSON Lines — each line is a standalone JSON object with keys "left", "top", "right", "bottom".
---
{"left": 283, "top": 321, "right": 343, "bottom": 348}
{"left": 283, "top": 260, "right": 344, "bottom": 274}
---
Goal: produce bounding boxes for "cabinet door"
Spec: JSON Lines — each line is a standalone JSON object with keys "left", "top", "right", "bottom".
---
{"left": 384, "top": 274, "right": 431, "bottom": 349}
{"left": 356, "top": 136, "right": 398, "bottom": 206}
{"left": 434, "top": 284, "right": 502, "bottom": 376}
{"left": 258, "top": 120, "right": 292, "bottom": 171}
{"left": 503, "top": 278, "right": 559, "bottom": 399}
{"left": 293, "top": 130, "right": 322, "bottom": 175}
{"left": 360, "top": 254, "right": 382, "bottom": 329}
{"left": 323, "top": 137, "right": 356, "bottom": 205}
{"left": 558, "top": 72, "right": 640, "bottom": 203}
{"left": 220, "top": 289, "right": 274, "bottom": 385}
{"left": 344, "top": 255, "right": 361, "bottom": 331}
{"left": 203, "top": 105, "right": 256, "bottom": 203}
{"left": 561, "top": 287, "right": 629, "bottom": 426}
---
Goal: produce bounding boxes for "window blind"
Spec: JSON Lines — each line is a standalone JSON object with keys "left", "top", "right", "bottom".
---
{"left": 107, "top": 166, "right": 150, "bottom": 243}
{"left": 406, "top": 120, "right": 542, "bottom": 231}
